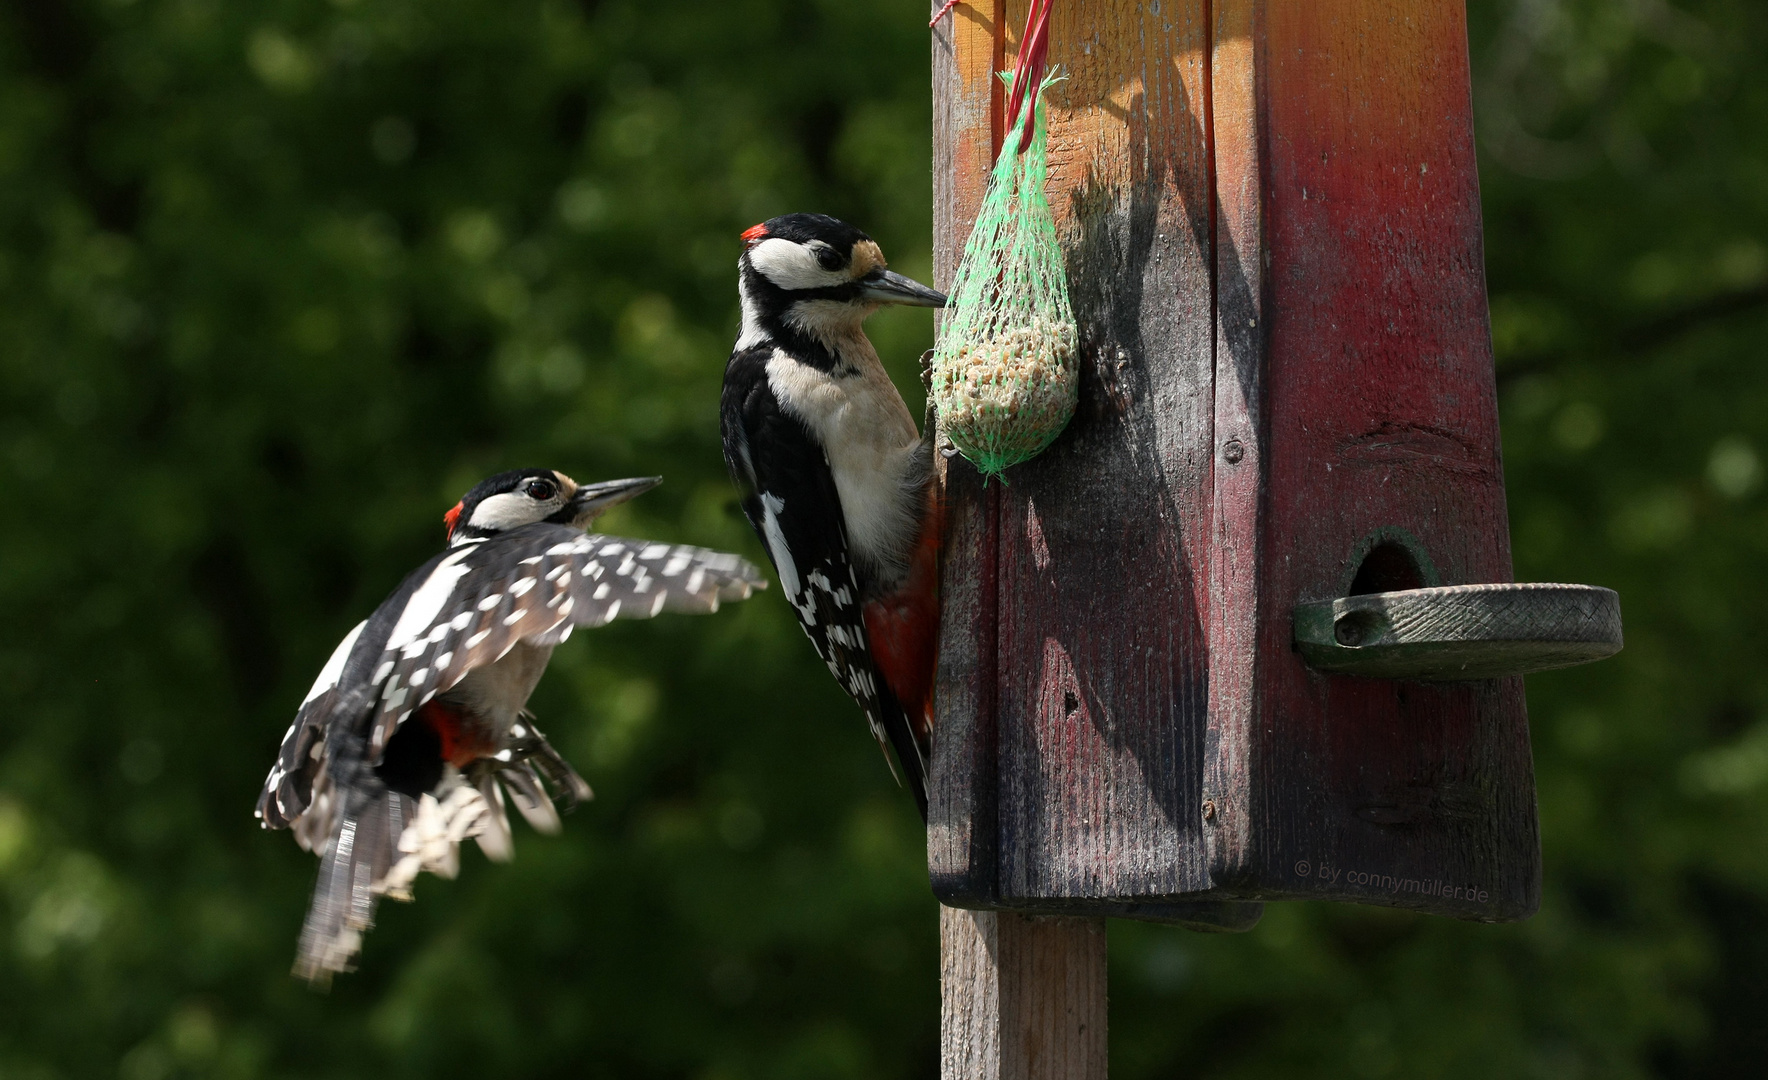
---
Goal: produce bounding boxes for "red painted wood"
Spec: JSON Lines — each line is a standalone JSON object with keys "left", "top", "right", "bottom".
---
{"left": 1202, "top": 0, "right": 1538, "bottom": 917}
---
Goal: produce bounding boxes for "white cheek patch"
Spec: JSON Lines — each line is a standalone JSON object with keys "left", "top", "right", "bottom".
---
{"left": 467, "top": 492, "right": 547, "bottom": 531}
{"left": 749, "top": 238, "right": 849, "bottom": 291}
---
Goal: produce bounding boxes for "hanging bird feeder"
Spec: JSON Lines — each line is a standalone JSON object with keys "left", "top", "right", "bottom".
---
{"left": 931, "top": 0, "right": 1079, "bottom": 479}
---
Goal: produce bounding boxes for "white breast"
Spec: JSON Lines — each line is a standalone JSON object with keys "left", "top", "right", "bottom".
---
{"left": 766, "top": 340, "right": 922, "bottom": 586}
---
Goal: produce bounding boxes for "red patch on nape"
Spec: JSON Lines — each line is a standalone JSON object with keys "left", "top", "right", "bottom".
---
{"left": 740, "top": 222, "right": 769, "bottom": 243}
{"left": 443, "top": 501, "right": 463, "bottom": 538}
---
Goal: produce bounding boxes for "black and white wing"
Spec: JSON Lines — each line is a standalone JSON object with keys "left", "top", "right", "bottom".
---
{"left": 255, "top": 530, "right": 762, "bottom": 825}
{"left": 721, "top": 347, "right": 925, "bottom": 815}
{"left": 361, "top": 525, "right": 766, "bottom": 758}
{"left": 256, "top": 619, "right": 371, "bottom": 833}
{"left": 254, "top": 540, "right": 468, "bottom": 835}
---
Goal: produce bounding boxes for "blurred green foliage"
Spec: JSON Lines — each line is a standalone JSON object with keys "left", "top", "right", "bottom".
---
{"left": 1, "top": 0, "right": 1765, "bottom": 1076}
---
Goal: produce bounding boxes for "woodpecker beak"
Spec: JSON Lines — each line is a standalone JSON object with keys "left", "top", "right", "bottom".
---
{"left": 570, "top": 476, "right": 662, "bottom": 517}
{"left": 858, "top": 269, "right": 946, "bottom": 308}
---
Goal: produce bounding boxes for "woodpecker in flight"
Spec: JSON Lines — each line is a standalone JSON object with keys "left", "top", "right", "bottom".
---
{"left": 721, "top": 213, "right": 946, "bottom": 818}
{"left": 256, "top": 469, "right": 766, "bottom": 983}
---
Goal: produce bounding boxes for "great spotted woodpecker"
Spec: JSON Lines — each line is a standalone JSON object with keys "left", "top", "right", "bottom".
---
{"left": 720, "top": 213, "right": 946, "bottom": 818}
{"left": 256, "top": 469, "right": 766, "bottom": 982}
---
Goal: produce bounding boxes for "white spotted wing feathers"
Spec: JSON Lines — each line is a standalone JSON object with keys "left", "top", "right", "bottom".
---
{"left": 365, "top": 527, "right": 765, "bottom": 757}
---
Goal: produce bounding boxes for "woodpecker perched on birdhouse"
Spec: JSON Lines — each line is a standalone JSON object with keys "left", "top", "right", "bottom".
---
{"left": 256, "top": 469, "right": 766, "bottom": 983}
{"left": 720, "top": 213, "right": 946, "bottom": 818}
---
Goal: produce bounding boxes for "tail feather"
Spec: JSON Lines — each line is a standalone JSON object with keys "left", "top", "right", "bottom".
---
{"left": 878, "top": 689, "right": 930, "bottom": 822}
{"left": 378, "top": 777, "right": 487, "bottom": 899}
{"left": 288, "top": 720, "right": 596, "bottom": 983}
{"left": 292, "top": 789, "right": 412, "bottom": 985}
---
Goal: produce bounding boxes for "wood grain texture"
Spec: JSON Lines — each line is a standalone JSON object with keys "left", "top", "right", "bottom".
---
{"left": 932, "top": 0, "right": 1255, "bottom": 926}
{"left": 1204, "top": 0, "right": 1542, "bottom": 918}
{"left": 940, "top": 906, "right": 1003, "bottom": 1080}
{"left": 1202, "top": 0, "right": 1266, "bottom": 882}
{"left": 1295, "top": 583, "right": 1624, "bottom": 680}
{"left": 940, "top": 907, "right": 1108, "bottom": 1080}
{"left": 931, "top": 0, "right": 1260, "bottom": 924}
{"left": 929, "top": 0, "right": 1004, "bottom": 907}
{"left": 991, "top": 0, "right": 1221, "bottom": 903}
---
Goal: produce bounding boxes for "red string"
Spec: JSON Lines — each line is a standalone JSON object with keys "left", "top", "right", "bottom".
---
{"left": 928, "top": 0, "right": 1055, "bottom": 155}
{"left": 1001, "top": 0, "right": 1054, "bottom": 155}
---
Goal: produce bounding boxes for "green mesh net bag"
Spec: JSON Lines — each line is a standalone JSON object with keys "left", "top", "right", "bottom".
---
{"left": 931, "top": 5, "right": 1075, "bottom": 480}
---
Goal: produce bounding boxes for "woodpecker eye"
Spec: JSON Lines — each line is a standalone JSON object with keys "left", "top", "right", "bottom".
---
{"left": 814, "top": 246, "right": 844, "bottom": 272}
{"left": 524, "top": 479, "right": 558, "bottom": 501}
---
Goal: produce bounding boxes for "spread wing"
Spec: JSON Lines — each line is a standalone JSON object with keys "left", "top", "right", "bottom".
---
{"left": 255, "top": 543, "right": 467, "bottom": 833}
{"left": 722, "top": 348, "right": 927, "bottom": 815}
{"left": 256, "top": 620, "right": 372, "bottom": 831}
{"left": 362, "top": 525, "right": 766, "bottom": 759}
{"left": 257, "top": 529, "right": 765, "bottom": 829}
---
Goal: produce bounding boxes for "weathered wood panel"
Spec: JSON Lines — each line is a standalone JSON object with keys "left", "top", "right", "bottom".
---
{"left": 1201, "top": 0, "right": 1266, "bottom": 880}
{"left": 929, "top": 0, "right": 1004, "bottom": 908}
{"left": 940, "top": 908, "right": 1107, "bottom": 1080}
{"left": 932, "top": 0, "right": 1255, "bottom": 924}
{"left": 990, "top": 0, "right": 1221, "bottom": 902}
{"left": 1204, "top": 0, "right": 1540, "bottom": 918}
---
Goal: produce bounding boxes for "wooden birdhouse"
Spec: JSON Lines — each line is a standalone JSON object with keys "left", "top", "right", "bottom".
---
{"left": 927, "top": 0, "right": 1622, "bottom": 939}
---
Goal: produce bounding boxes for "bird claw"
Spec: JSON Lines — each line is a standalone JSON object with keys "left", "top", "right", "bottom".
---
{"left": 478, "top": 720, "right": 594, "bottom": 809}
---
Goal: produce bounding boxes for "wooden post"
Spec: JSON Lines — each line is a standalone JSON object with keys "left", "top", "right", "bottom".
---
{"left": 940, "top": 908, "right": 1108, "bottom": 1080}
